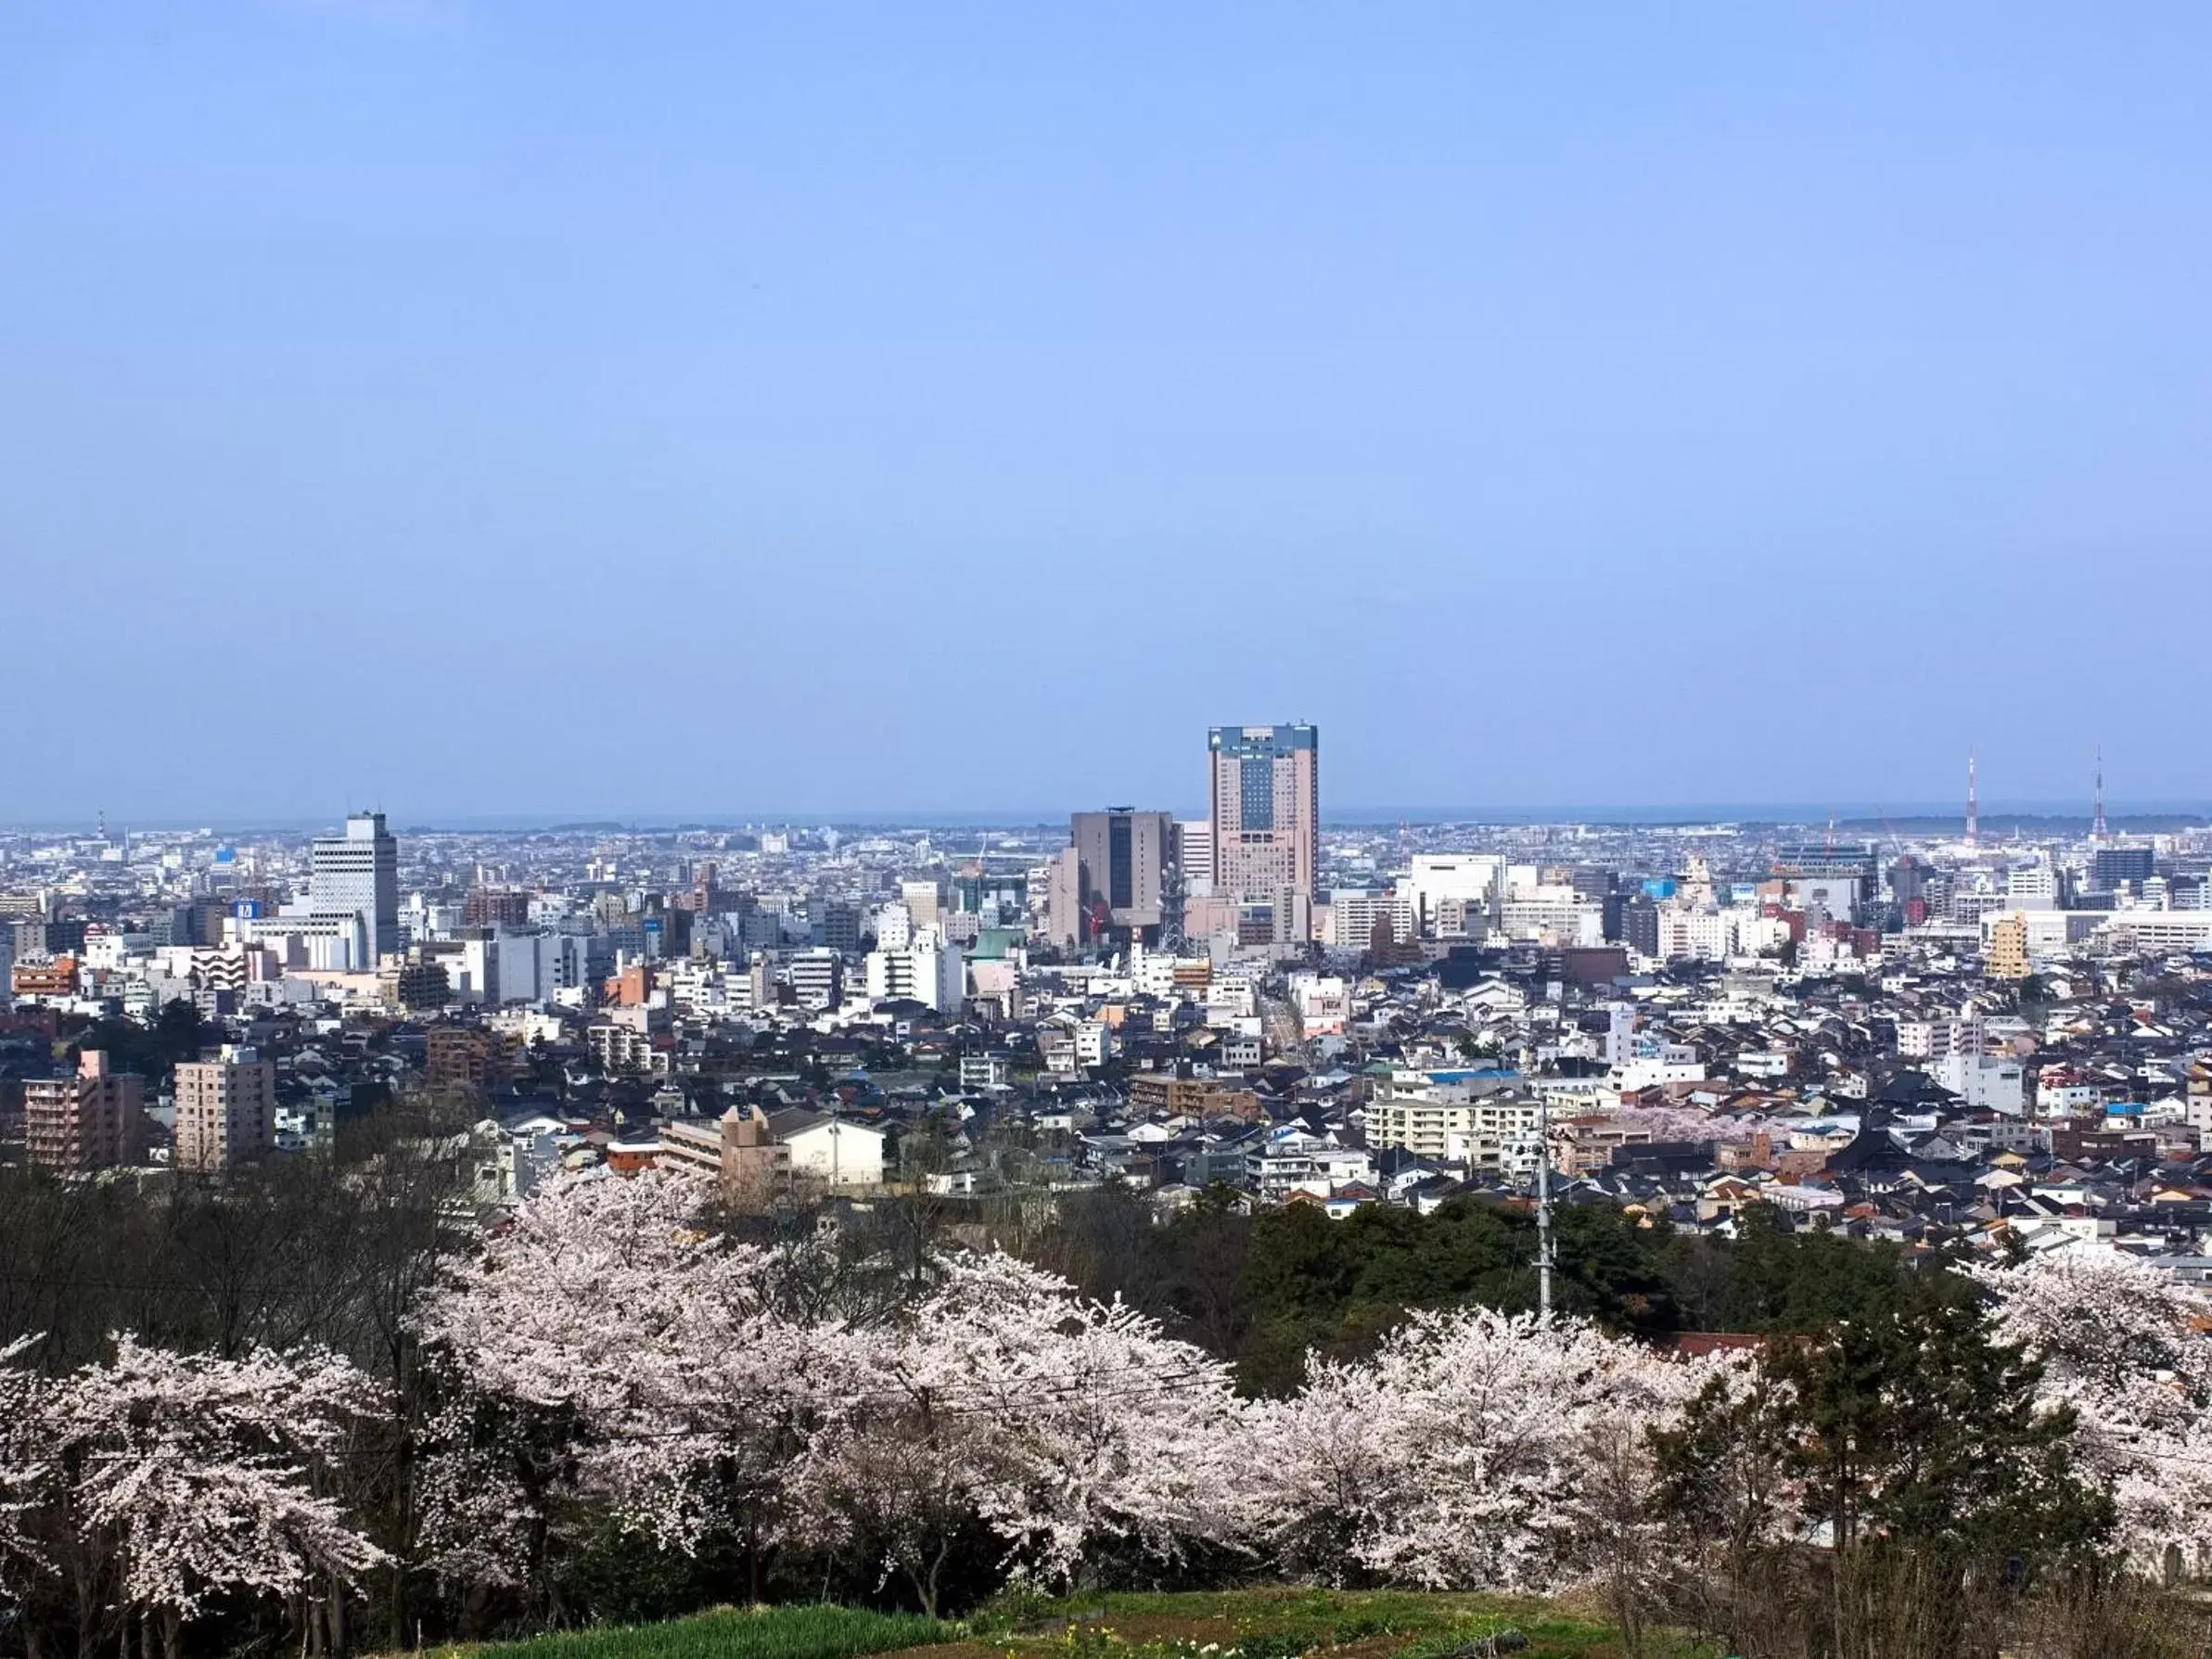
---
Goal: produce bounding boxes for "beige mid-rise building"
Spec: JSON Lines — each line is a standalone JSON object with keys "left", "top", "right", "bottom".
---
{"left": 1986, "top": 912, "right": 2031, "bottom": 981}
{"left": 25, "top": 1051, "right": 146, "bottom": 1174}
{"left": 173, "top": 1048, "right": 276, "bottom": 1173}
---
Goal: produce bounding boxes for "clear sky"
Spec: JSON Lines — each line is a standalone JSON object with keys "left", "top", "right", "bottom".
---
{"left": 5, "top": 3, "right": 2209, "bottom": 824}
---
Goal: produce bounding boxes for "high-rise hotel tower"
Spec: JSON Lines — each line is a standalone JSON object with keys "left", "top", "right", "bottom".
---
{"left": 1208, "top": 724, "right": 1318, "bottom": 904}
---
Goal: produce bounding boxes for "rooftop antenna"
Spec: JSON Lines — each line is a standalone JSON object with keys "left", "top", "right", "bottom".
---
{"left": 2092, "top": 744, "right": 2109, "bottom": 844}
{"left": 1966, "top": 751, "right": 1980, "bottom": 849}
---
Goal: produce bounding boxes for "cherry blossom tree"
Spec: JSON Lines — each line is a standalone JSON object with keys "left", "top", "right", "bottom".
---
{"left": 53, "top": 1336, "right": 388, "bottom": 1659}
{"left": 418, "top": 1170, "right": 1770, "bottom": 1616}
{"left": 1605, "top": 1105, "right": 1772, "bottom": 1147}
{"left": 783, "top": 1253, "right": 1248, "bottom": 1612}
{"left": 1245, "top": 1307, "right": 1727, "bottom": 1594}
{"left": 0, "top": 1334, "right": 58, "bottom": 1598}
{"left": 406, "top": 1379, "right": 562, "bottom": 1600}
{"left": 1978, "top": 1250, "right": 2212, "bottom": 1576}
{"left": 416, "top": 1168, "right": 829, "bottom": 1600}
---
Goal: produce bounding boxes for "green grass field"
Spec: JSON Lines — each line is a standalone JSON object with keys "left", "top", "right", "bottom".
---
{"left": 973, "top": 1589, "right": 1713, "bottom": 1659}
{"left": 417, "top": 1602, "right": 950, "bottom": 1659}
{"left": 415, "top": 1589, "right": 1711, "bottom": 1659}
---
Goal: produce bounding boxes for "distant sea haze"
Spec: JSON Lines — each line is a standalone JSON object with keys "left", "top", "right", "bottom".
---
{"left": 372, "top": 799, "right": 2212, "bottom": 832}
{"left": 10, "top": 801, "right": 2210, "bottom": 835}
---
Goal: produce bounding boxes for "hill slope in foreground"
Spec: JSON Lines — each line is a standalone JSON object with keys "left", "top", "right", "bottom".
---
{"left": 408, "top": 1588, "right": 1712, "bottom": 1659}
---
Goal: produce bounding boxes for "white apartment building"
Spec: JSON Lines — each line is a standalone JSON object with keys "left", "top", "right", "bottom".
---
{"left": 1500, "top": 887, "right": 1603, "bottom": 947}
{"left": 1286, "top": 972, "right": 1349, "bottom": 1035}
{"left": 1178, "top": 820, "right": 1214, "bottom": 892}
{"left": 1656, "top": 909, "right": 1736, "bottom": 963}
{"left": 1074, "top": 1019, "right": 1113, "bottom": 1067}
{"left": 1256, "top": 1130, "right": 1374, "bottom": 1202}
{"left": 1898, "top": 1011, "right": 1983, "bottom": 1063}
{"left": 1324, "top": 889, "right": 1416, "bottom": 951}
{"left": 1936, "top": 1048, "right": 2027, "bottom": 1116}
{"left": 786, "top": 947, "right": 844, "bottom": 1010}
{"left": 1370, "top": 1070, "right": 1544, "bottom": 1161}
{"left": 863, "top": 934, "right": 964, "bottom": 1011}
{"left": 959, "top": 1053, "right": 1012, "bottom": 1090}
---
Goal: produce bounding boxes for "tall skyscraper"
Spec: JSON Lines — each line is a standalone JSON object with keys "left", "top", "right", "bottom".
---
{"left": 311, "top": 811, "right": 400, "bottom": 966}
{"left": 1208, "top": 724, "right": 1318, "bottom": 904}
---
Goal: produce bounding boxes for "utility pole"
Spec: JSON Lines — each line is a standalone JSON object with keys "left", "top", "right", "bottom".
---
{"left": 1535, "top": 1088, "right": 1554, "bottom": 1323}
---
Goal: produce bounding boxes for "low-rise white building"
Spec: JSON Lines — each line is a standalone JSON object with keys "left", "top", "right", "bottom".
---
{"left": 768, "top": 1107, "right": 886, "bottom": 1187}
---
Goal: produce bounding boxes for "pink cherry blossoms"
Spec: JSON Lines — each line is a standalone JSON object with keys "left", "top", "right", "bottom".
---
{"left": 0, "top": 1332, "right": 388, "bottom": 1645}
{"left": 1244, "top": 1306, "right": 1733, "bottom": 1591}
{"left": 1977, "top": 1249, "right": 2212, "bottom": 1576}
{"left": 411, "top": 1170, "right": 1736, "bottom": 1609}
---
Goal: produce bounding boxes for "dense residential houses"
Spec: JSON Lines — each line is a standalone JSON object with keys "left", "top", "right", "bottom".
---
{"left": 9, "top": 754, "right": 2212, "bottom": 1279}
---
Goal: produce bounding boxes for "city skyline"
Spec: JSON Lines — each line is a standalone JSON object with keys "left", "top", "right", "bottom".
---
{"left": 0, "top": 723, "right": 2193, "bottom": 833}
{"left": 7, "top": 4, "right": 2212, "bottom": 1647}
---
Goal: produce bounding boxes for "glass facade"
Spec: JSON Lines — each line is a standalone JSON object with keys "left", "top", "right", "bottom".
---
{"left": 1240, "top": 758, "right": 1275, "bottom": 831}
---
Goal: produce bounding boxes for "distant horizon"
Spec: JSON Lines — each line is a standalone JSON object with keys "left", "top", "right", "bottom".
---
{"left": 8, "top": 6, "right": 2212, "bottom": 815}
{"left": 6, "top": 799, "right": 2208, "bottom": 837}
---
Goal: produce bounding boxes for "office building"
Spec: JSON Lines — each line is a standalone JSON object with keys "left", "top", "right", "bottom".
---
{"left": 25, "top": 1051, "right": 146, "bottom": 1173}
{"left": 9, "top": 919, "right": 87, "bottom": 961}
{"left": 899, "top": 878, "right": 944, "bottom": 930}
{"left": 173, "top": 1047, "right": 276, "bottom": 1172}
{"left": 463, "top": 887, "right": 532, "bottom": 928}
{"left": 953, "top": 870, "right": 1027, "bottom": 925}
{"left": 2091, "top": 845, "right": 2155, "bottom": 894}
{"left": 1055, "top": 809, "right": 1178, "bottom": 946}
{"left": 1772, "top": 841, "right": 1879, "bottom": 922}
{"left": 1208, "top": 724, "right": 1318, "bottom": 904}
{"left": 1618, "top": 896, "right": 1660, "bottom": 958}
{"left": 812, "top": 901, "right": 862, "bottom": 953}
{"left": 308, "top": 811, "right": 400, "bottom": 968}
{"left": 1406, "top": 855, "right": 1503, "bottom": 938}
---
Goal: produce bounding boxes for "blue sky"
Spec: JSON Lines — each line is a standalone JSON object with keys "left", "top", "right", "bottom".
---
{"left": 4, "top": 3, "right": 2208, "bottom": 823}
